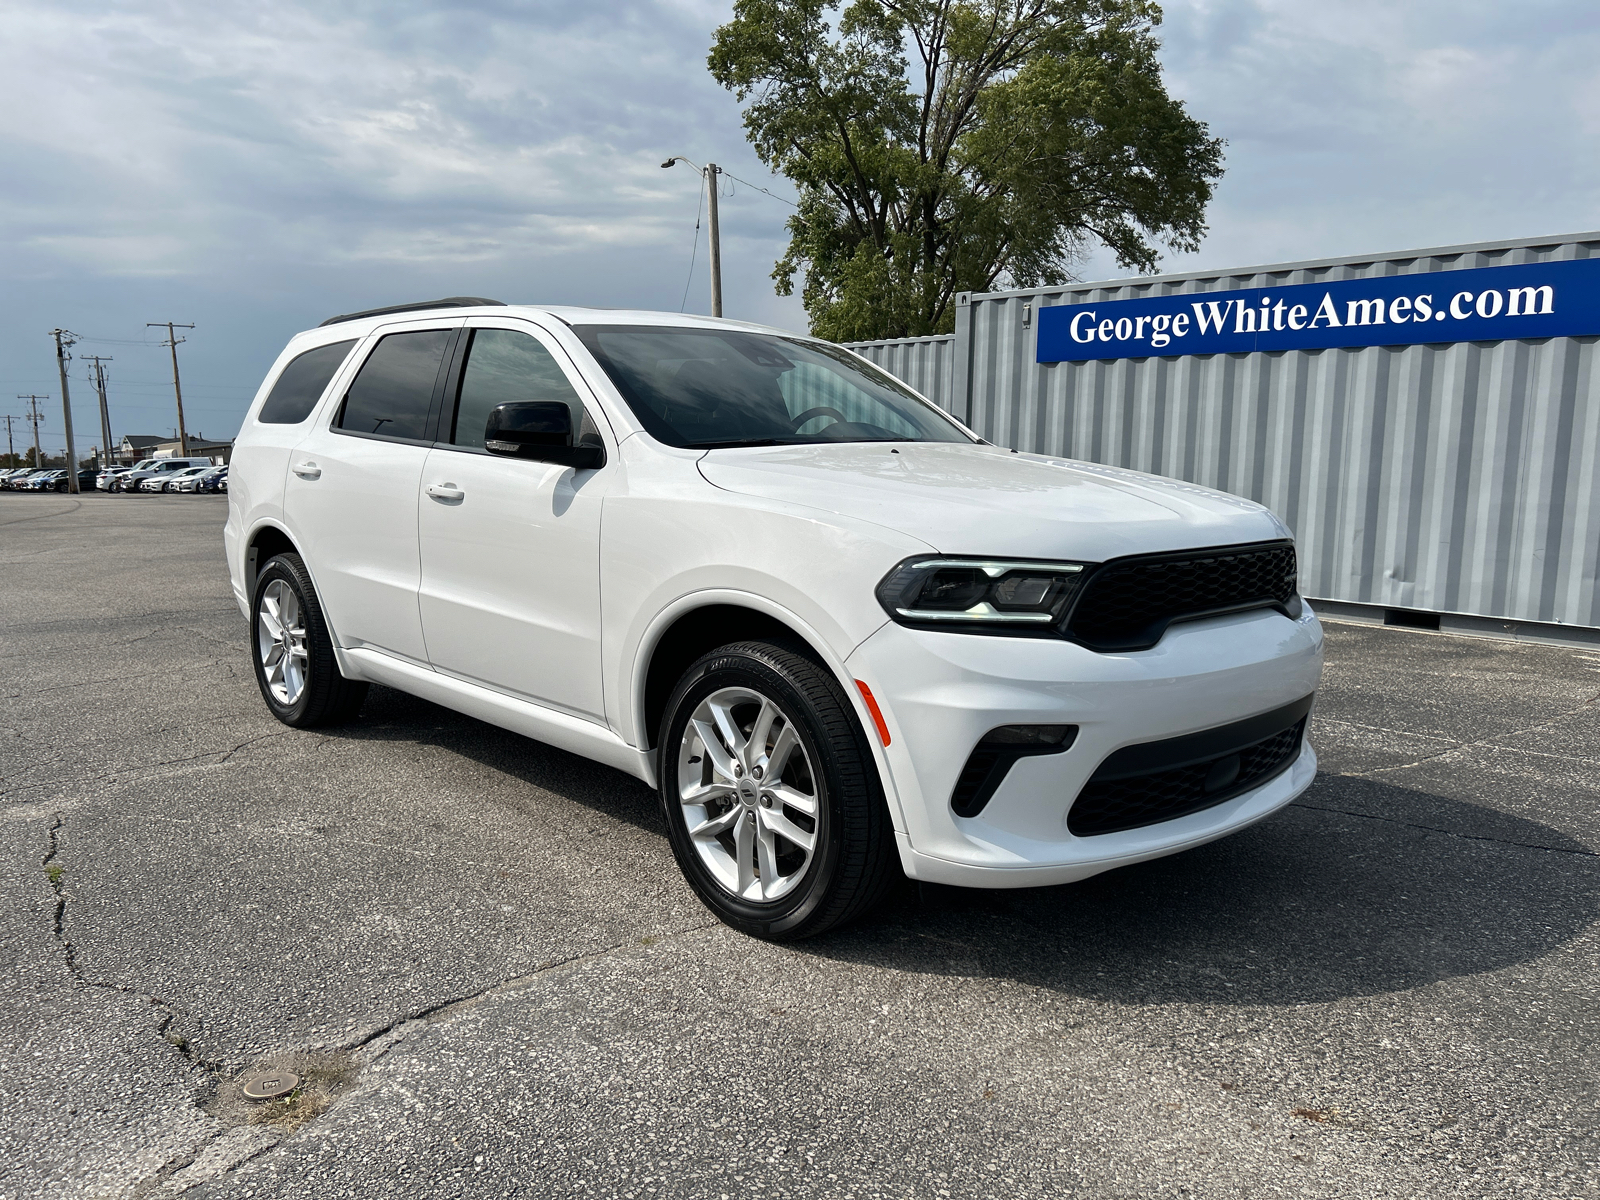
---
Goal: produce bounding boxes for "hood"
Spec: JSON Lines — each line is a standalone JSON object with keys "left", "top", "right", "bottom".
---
{"left": 696, "top": 442, "right": 1287, "bottom": 561}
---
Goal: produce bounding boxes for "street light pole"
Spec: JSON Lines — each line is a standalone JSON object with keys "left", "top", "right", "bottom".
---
{"left": 49, "top": 330, "right": 80, "bottom": 493}
{"left": 662, "top": 156, "right": 723, "bottom": 318}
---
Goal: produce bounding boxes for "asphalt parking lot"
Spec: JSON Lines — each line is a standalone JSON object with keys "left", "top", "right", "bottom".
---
{"left": 2, "top": 492, "right": 1597, "bottom": 1199}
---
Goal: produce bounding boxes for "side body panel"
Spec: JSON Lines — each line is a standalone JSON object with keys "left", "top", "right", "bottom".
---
{"left": 278, "top": 317, "right": 460, "bottom": 663}
{"left": 416, "top": 314, "right": 623, "bottom": 720}
{"left": 228, "top": 331, "right": 375, "bottom": 614}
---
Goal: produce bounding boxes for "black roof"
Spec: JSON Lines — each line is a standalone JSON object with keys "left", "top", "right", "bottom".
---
{"left": 318, "top": 297, "right": 506, "bottom": 328}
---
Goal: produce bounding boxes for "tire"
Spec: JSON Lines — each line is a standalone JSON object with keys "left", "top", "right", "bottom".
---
{"left": 250, "top": 552, "right": 368, "bottom": 728}
{"left": 659, "top": 639, "right": 896, "bottom": 940}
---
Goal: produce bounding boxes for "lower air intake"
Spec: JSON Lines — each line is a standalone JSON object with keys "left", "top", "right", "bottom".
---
{"left": 1067, "top": 696, "right": 1313, "bottom": 837}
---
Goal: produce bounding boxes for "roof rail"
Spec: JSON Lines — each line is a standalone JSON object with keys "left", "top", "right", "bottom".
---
{"left": 318, "top": 297, "right": 507, "bottom": 327}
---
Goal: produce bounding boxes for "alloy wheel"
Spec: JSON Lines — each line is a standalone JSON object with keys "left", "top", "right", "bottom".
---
{"left": 256, "top": 579, "right": 309, "bottom": 705}
{"left": 676, "top": 685, "right": 820, "bottom": 902}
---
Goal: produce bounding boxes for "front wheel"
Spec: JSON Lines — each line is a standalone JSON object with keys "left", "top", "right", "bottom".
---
{"left": 250, "top": 552, "right": 368, "bottom": 728}
{"left": 659, "top": 640, "right": 896, "bottom": 940}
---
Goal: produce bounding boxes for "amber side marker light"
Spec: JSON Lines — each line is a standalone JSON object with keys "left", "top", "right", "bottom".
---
{"left": 855, "top": 680, "right": 891, "bottom": 747}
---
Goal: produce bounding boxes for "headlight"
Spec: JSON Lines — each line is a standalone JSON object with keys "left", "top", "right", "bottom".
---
{"left": 875, "top": 556, "right": 1091, "bottom": 634}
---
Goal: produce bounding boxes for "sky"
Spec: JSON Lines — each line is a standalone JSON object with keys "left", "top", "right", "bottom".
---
{"left": 2, "top": 0, "right": 1597, "bottom": 453}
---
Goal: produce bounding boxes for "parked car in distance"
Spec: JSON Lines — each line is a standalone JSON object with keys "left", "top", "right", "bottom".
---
{"left": 52, "top": 469, "right": 101, "bottom": 492}
{"left": 0, "top": 468, "right": 36, "bottom": 489}
{"left": 174, "top": 465, "right": 226, "bottom": 493}
{"left": 156, "top": 466, "right": 211, "bottom": 492}
{"left": 141, "top": 470, "right": 194, "bottom": 492}
{"left": 194, "top": 466, "right": 229, "bottom": 494}
{"left": 120, "top": 457, "right": 213, "bottom": 492}
{"left": 24, "top": 470, "right": 66, "bottom": 491}
{"left": 109, "top": 459, "right": 158, "bottom": 490}
{"left": 227, "top": 300, "right": 1324, "bottom": 941}
{"left": 8, "top": 469, "right": 52, "bottom": 490}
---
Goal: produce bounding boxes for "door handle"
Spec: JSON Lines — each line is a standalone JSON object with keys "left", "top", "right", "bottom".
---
{"left": 292, "top": 461, "right": 321, "bottom": 480}
{"left": 426, "top": 483, "right": 464, "bottom": 502}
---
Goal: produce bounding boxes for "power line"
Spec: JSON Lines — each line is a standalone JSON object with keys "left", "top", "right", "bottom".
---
{"left": 681, "top": 169, "right": 706, "bottom": 313}
{"left": 716, "top": 168, "right": 799, "bottom": 208}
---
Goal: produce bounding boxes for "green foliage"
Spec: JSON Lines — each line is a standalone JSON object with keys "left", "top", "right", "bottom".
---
{"left": 709, "top": 0, "right": 1225, "bottom": 341}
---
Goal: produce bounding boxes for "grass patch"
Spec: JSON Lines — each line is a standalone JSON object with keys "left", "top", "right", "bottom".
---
{"left": 45, "top": 864, "right": 63, "bottom": 885}
{"left": 252, "top": 1088, "right": 332, "bottom": 1133}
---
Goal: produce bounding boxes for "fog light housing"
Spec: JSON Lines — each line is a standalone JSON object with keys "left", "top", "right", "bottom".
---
{"left": 950, "top": 724, "right": 1078, "bottom": 818}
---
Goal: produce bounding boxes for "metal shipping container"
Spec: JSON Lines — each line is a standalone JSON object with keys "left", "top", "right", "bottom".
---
{"left": 844, "top": 334, "right": 956, "bottom": 413}
{"left": 845, "top": 232, "right": 1600, "bottom": 640}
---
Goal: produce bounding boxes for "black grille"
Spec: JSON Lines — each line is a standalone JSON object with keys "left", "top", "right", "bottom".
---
{"left": 1066, "top": 541, "right": 1298, "bottom": 652}
{"left": 1067, "top": 697, "right": 1312, "bottom": 837}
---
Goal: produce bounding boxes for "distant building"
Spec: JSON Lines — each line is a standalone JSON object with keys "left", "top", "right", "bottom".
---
{"left": 152, "top": 435, "right": 233, "bottom": 464}
{"left": 117, "top": 435, "right": 164, "bottom": 463}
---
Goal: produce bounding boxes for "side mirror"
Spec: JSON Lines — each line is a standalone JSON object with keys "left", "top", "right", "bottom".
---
{"left": 484, "top": 402, "right": 605, "bottom": 469}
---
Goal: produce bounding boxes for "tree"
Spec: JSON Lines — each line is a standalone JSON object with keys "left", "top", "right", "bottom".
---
{"left": 709, "top": 0, "right": 1225, "bottom": 341}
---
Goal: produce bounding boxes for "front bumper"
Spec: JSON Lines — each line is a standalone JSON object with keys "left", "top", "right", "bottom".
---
{"left": 845, "top": 604, "right": 1324, "bottom": 887}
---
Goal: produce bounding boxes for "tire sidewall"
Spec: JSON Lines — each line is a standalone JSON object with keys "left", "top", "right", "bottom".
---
{"left": 660, "top": 649, "right": 848, "bottom": 938}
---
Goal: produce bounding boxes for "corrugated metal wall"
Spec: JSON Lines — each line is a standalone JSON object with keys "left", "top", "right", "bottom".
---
{"left": 844, "top": 233, "right": 1600, "bottom": 631}
{"left": 843, "top": 334, "right": 956, "bottom": 413}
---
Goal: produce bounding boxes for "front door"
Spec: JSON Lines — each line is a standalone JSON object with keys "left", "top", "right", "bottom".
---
{"left": 417, "top": 321, "right": 613, "bottom": 720}
{"left": 282, "top": 320, "right": 459, "bottom": 664}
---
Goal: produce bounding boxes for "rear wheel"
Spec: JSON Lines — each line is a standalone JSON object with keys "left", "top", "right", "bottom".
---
{"left": 251, "top": 552, "right": 368, "bottom": 728}
{"left": 659, "top": 640, "right": 896, "bottom": 940}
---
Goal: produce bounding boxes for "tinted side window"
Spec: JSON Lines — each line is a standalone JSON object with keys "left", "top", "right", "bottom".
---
{"left": 257, "top": 340, "right": 357, "bottom": 424}
{"left": 450, "top": 329, "right": 585, "bottom": 449}
{"left": 336, "top": 330, "right": 453, "bottom": 441}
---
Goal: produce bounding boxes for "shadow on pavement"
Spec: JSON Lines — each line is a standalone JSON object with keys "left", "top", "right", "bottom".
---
{"left": 326, "top": 684, "right": 665, "bottom": 836}
{"left": 321, "top": 687, "right": 1597, "bottom": 1008}
{"left": 811, "top": 773, "right": 1599, "bottom": 1006}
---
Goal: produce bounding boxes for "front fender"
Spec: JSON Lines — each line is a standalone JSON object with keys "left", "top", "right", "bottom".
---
{"left": 622, "top": 587, "right": 908, "bottom": 835}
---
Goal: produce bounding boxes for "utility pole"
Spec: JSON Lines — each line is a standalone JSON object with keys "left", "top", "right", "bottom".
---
{"left": 661, "top": 156, "right": 723, "bottom": 317}
{"left": 147, "top": 321, "right": 195, "bottom": 456}
{"left": 50, "top": 330, "right": 80, "bottom": 492}
{"left": 17, "top": 395, "right": 46, "bottom": 469}
{"left": 84, "top": 355, "right": 114, "bottom": 469}
{"left": 2, "top": 414, "right": 17, "bottom": 467}
{"left": 705, "top": 163, "right": 722, "bottom": 318}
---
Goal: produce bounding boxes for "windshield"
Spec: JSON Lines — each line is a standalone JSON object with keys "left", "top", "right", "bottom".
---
{"left": 574, "top": 325, "right": 971, "bottom": 449}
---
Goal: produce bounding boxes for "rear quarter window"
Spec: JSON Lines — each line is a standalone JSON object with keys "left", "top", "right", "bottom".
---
{"left": 257, "top": 339, "right": 358, "bottom": 425}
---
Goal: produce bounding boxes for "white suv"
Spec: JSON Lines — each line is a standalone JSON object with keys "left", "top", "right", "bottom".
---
{"left": 119, "top": 456, "right": 213, "bottom": 491}
{"left": 226, "top": 299, "right": 1323, "bottom": 939}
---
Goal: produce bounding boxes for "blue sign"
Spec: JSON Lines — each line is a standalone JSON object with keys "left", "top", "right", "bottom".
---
{"left": 1036, "top": 258, "right": 1600, "bottom": 362}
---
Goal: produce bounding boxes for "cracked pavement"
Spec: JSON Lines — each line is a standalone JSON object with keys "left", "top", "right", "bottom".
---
{"left": 2, "top": 492, "right": 1598, "bottom": 1198}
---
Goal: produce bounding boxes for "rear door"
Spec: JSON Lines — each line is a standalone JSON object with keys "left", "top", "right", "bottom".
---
{"left": 282, "top": 319, "right": 460, "bottom": 664}
{"left": 416, "top": 319, "right": 615, "bottom": 720}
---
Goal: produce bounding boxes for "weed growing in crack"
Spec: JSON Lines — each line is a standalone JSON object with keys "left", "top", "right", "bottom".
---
{"left": 45, "top": 863, "right": 63, "bottom": 885}
{"left": 251, "top": 1088, "right": 332, "bottom": 1134}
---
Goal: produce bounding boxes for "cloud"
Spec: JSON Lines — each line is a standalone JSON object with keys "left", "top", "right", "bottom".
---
{"left": 0, "top": 0, "right": 802, "bottom": 443}
{"left": 2, "top": 0, "right": 1597, "bottom": 443}
{"left": 1074, "top": 0, "right": 1600, "bottom": 280}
